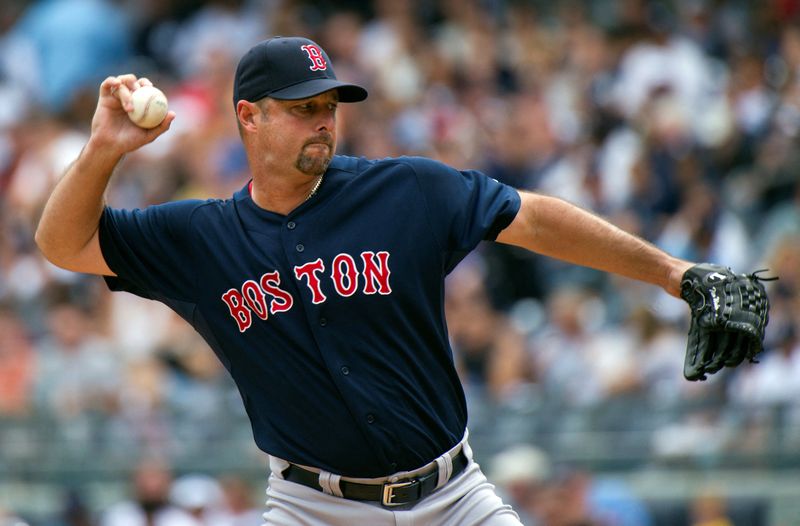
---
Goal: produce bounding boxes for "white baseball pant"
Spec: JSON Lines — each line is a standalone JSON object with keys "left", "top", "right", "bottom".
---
{"left": 261, "top": 435, "right": 522, "bottom": 526}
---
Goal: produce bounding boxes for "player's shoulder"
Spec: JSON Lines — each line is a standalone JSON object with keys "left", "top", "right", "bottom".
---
{"left": 107, "top": 198, "right": 219, "bottom": 222}
{"left": 134, "top": 196, "right": 238, "bottom": 232}
{"left": 153, "top": 196, "right": 228, "bottom": 219}
{"left": 330, "top": 154, "right": 453, "bottom": 177}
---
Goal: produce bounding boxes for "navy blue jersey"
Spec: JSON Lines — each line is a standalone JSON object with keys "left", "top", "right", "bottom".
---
{"left": 99, "top": 155, "right": 520, "bottom": 477}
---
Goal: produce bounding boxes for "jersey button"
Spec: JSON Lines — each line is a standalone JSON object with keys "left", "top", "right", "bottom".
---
{"left": 341, "top": 366, "right": 349, "bottom": 375}
{"left": 287, "top": 221, "right": 296, "bottom": 230}
{"left": 366, "top": 414, "right": 375, "bottom": 424}
{"left": 296, "top": 243, "right": 304, "bottom": 252}
{"left": 319, "top": 317, "right": 327, "bottom": 327}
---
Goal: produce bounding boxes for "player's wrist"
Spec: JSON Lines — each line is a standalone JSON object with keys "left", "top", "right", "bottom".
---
{"left": 79, "top": 137, "right": 128, "bottom": 182}
{"left": 84, "top": 135, "right": 126, "bottom": 164}
{"left": 666, "top": 258, "right": 694, "bottom": 298}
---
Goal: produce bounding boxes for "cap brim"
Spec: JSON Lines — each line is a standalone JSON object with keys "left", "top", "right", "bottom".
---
{"left": 269, "top": 78, "right": 368, "bottom": 102}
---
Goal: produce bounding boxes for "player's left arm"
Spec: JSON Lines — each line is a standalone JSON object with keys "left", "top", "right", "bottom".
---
{"left": 495, "top": 190, "right": 693, "bottom": 297}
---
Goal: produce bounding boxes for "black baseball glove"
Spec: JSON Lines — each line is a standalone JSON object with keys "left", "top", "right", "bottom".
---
{"left": 680, "top": 263, "right": 775, "bottom": 381}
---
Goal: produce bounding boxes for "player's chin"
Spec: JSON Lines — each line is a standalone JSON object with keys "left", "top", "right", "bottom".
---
{"left": 296, "top": 151, "right": 332, "bottom": 176}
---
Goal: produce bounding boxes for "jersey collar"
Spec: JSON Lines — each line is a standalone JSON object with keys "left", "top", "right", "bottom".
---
{"left": 233, "top": 156, "right": 354, "bottom": 226}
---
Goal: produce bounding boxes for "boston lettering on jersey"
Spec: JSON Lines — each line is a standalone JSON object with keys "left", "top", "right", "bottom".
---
{"left": 221, "top": 250, "right": 392, "bottom": 332}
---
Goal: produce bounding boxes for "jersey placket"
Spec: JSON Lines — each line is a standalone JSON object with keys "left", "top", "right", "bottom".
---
{"left": 281, "top": 211, "right": 386, "bottom": 457}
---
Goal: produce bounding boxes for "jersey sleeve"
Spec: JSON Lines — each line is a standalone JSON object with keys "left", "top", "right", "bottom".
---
{"left": 408, "top": 157, "right": 521, "bottom": 265}
{"left": 98, "top": 200, "right": 204, "bottom": 303}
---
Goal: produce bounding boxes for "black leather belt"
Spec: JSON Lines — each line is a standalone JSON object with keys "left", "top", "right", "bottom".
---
{"left": 281, "top": 448, "right": 469, "bottom": 507}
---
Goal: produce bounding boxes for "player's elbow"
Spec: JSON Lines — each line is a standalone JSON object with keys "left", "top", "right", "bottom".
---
{"left": 35, "top": 224, "right": 113, "bottom": 276}
{"left": 35, "top": 226, "right": 68, "bottom": 269}
{"left": 34, "top": 224, "right": 52, "bottom": 260}
{"left": 34, "top": 226, "right": 81, "bottom": 272}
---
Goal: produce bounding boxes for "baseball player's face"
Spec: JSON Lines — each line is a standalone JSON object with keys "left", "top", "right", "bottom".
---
{"left": 259, "top": 90, "right": 338, "bottom": 177}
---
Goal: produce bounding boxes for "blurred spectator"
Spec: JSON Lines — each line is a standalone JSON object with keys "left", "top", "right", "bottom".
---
{"left": 689, "top": 492, "right": 734, "bottom": 526}
{"left": 0, "top": 506, "right": 29, "bottom": 526}
{"left": 110, "top": 356, "right": 174, "bottom": 457}
{"left": 611, "top": 5, "right": 719, "bottom": 131}
{"left": 727, "top": 322, "right": 800, "bottom": 453}
{"left": 728, "top": 324, "right": 800, "bottom": 408}
{"left": 156, "top": 312, "right": 231, "bottom": 422}
{"left": 655, "top": 179, "right": 750, "bottom": 271}
{"left": 446, "top": 255, "right": 534, "bottom": 402}
{"left": 627, "top": 306, "right": 686, "bottom": 403}
{"left": 729, "top": 53, "right": 774, "bottom": 139}
{"left": 0, "top": 1, "right": 31, "bottom": 131}
{"left": 167, "top": 0, "right": 266, "bottom": 81}
{"left": 216, "top": 475, "right": 262, "bottom": 526}
{"left": 169, "top": 474, "right": 224, "bottom": 524}
{"left": 5, "top": 113, "right": 87, "bottom": 228}
{"left": 5, "top": 0, "right": 132, "bottom": 113}
{"left": 651, "top": 409, "right": 731, "bottom": 462}
{"left": 586, "top": 476, "right": 653, "bottom": 526}
{"left": 34, "top": 292, "right": 121, "bottom": 418}
{"left": 44, "top": 490, "right": 93, "bottom": 526}
{"left": 532, "top": 469, "right": 604, "bottom": 526}
{"left": 489, "top": 444, "right": 552, "bottom": 525}
{"left": 490, "top": 444, "right": 652, "bottom": 526}
{"left": 101, "top": 458, "right": 196, "bottom": 526}
{"left": 0, "top": 306, "right": 35, "bottom": 415}
{"left": 626, "top": 89, "right": 689, "bottom": 239}
{"left": 530, "top": 286, "right": 605, "bottom": 407}
{"left": 358, "top": 0, "right": 424, "bottom": 105}
{"left": 105, "top": 292, "right": 175, "bottom": 362}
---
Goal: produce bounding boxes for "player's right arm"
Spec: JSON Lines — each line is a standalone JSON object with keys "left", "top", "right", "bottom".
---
{"left": 35, "top": 75, "right": 175, "bottom": 276}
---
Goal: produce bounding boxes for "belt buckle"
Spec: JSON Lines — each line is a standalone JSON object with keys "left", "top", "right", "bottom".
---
{"left": 382, "top": 479, "right": 416, "bottom": 507}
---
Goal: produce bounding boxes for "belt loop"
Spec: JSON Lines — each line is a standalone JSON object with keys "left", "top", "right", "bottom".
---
{"left": 435, "top": 452, "right": 453, "bottom": 490}
{"left": 330, "top": 473, "right": 343, "bottom": 498}
{"left": 270, "top": 455, "right": 291, "bottom": 480}
{"left": 319, "top": 470, "right": 343, "bottom": 498}
{"left": 461, "top": 436, "right": 473, "bottom": 462}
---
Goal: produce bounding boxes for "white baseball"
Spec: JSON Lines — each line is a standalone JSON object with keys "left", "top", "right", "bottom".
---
{"left": 128, "top": 85, "right": 169, "bottom": 129}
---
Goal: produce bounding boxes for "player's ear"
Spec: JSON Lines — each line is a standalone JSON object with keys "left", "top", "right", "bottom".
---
{"left": 236, "top": 100, "right": 260, "bottom": 133}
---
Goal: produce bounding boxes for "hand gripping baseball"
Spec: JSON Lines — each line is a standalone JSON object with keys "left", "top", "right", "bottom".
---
{"left": 680, "top": 263, "right": 777, "bottom": 381}
{"left": 91, "top": 75, "right": 175, "bottom": 155}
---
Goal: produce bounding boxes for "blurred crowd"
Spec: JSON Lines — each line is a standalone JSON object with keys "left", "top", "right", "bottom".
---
{"left": 1, "top": 0, "right": 799, "bottom": 523}
{"left": 2, "top": 459, "right": 264, "bottom": 526}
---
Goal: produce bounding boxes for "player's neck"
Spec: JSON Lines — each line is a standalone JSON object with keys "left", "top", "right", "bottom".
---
{"left": 250, "top": 172, "right": 323, "bottom": 215}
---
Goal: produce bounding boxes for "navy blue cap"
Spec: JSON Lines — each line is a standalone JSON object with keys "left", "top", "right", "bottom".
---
{"left": 233, "top": 37, "right": 368, "bottom": 107}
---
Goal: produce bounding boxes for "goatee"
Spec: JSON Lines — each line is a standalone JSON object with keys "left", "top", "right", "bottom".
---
{"left": 295, "top": 151, "right": 331, "bottom": 176}
{"left": 296, "top": 133, "right": 334, "bottom": 176}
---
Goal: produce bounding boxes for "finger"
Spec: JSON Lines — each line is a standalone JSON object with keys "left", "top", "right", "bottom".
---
{"left": 158, "top": 110, "right": 176, "bottom": 130}
{"left": 723, "top": 333, "right": 746, "bottom": 367}
{"left": 136, "top": 77, "right": 153, "bottom": 88}
{"left": 116, "top": 73, "right": 139, "bottom": 90}
{"left": 115, "top": 82, "right": 134, "bottom": 112}
{"left": 100, "top": 76, "right": 122, "bottom": 98}
{"left": 684, "top": 321, "right": 707, "bottom": 381}
{"left": 684, "top": 349, "right": 706, "bottom": 381}
{"left": 748, "top": 336, "right": 764, "bottom": 361}
{"left": 111, "top": 74, "right": 140, "bottom": 111}
{"left": 706, "top": 331, "right": 727, "bottom": 374}
{"left": 144, "top": 110, "right": 176, "bottom": 139}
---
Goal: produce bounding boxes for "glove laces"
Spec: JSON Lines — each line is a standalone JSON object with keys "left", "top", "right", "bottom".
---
{"left": 749, "top": 269, "right": 779, "bottom": 282}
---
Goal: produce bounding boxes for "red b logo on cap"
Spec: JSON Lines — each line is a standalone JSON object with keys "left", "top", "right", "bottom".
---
{"left": 301, "top": 45, "right": 327, "bottom": 71}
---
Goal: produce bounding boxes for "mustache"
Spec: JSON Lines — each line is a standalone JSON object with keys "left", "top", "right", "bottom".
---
{"left": 303, "top": 133, "right": 333, "bottom": 148}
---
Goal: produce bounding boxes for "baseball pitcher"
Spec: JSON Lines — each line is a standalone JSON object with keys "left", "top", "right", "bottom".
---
{"left": 35, "top": 37, "right": 771, "bottom": 525}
